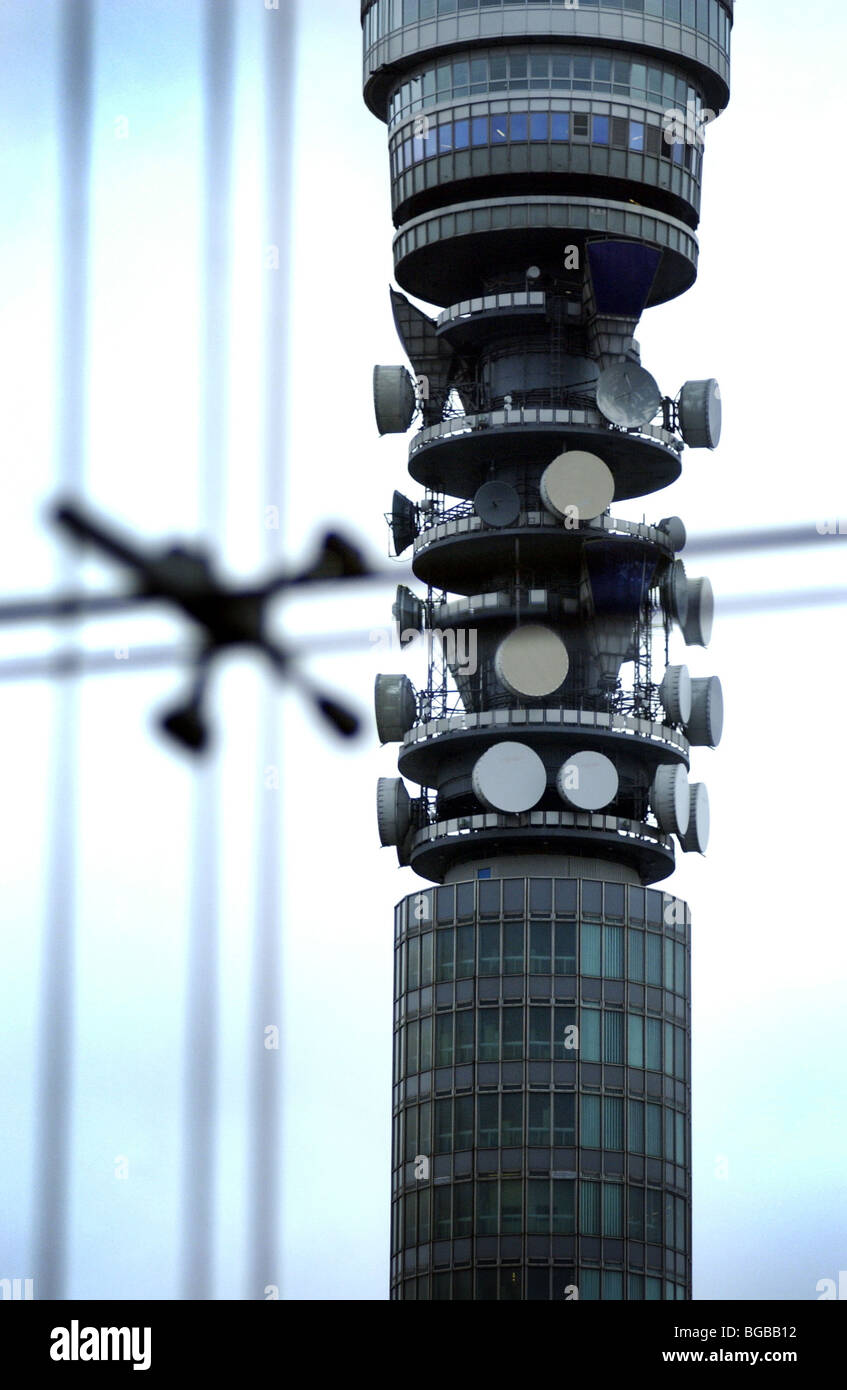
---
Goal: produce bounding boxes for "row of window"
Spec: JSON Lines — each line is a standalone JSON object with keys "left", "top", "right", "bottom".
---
{"left": 397, "top": 1006, "right": 688, "bottom": 1076}
{"left": 390, "top": 110, "right": 701, "bottom": 183}
{"left": 394, "top": 1178, "right": 688, "bottom": 1249}
{"left": 398, "top": 877, "right": 686, "bottom": 929}
{"left": 365, "top": 0, "right": 732, "bottom": 52}
{"left": 388, "top": 49, "right": 708, "bottom": 124}
{"left": 398, "top": 1092, "right": 687, "bottom": 1161}
{"left": 398, "top": 922, "right": 688, "bottom": 992}
{"left": 396, "top": 1266, "right": 686, "bottom": 1299}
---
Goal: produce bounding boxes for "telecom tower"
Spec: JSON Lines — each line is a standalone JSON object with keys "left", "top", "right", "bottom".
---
{"left": 364, "top": 0, "right": 731, "bottom": 1301}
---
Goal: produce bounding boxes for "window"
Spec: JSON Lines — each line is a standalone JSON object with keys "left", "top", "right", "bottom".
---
{"left": 479, "top": 923, "right": 499, "bottom": 975}
{"left": 646, "top": 1018, "right": 662, "bottom": 1071}
{"left": 628, "top": 1098, "right": 644, "bottom": 1154}
{"left": 628, "top": 1186, "right": 644, "bottom": 1240}
{"left": 503, "top": 1006, "right": 522, "bottom": 1060}
{"left": 580, "top": 1180, "right": 600, "bottom": 1235}
{"left": 551, "top": 112, "right": 569, "bottom": 142}
{"left": 530, "top": 920, "right": 551, "bottom": 972}
{"left": 603, "top": 1184, "right": 623, "bottom": 1237}
{"left": 604, "top": 1097, "right": 624, "bottom": 1150}
{"left": 529, "top": 1092, "right": 551, "bottom": 1145}
{"left": 501, "top": 1179, "right": 522, "bottom": 1233}
{"left": 501, "top": 1093, "right": 522, "bottom": 1145}
{"left": 592, "top": 115, "right": 610, "bottom": 145}
{"left": 581, "top": 1094, "right": 601, "bottom": 1148}
{"left": 554, "top": 1093, "right": 575, "bottom": 1145}
{"left": 435, "top": 930, "right": 454, "bottom": 982}
{"left": 646, "top": 1189, "right": 662, "bottom": 1243}
{"left": 530, "top": 112, "right": 548, "bottom": 142}
{"left": 456, "top": 925, "right": 474, "bottom": 978}
{"left": 554, "top": 922, "right": 576, "bottom": 973}
{"left": 490, "top": 116, "right": 508, "bottom": 145}
{"left": 604, "top": 1010, "right": 624, "bottom": 1064}
{"left": 420, "top": 1016, "right": 432, "bottom": 1071}
{"left": 435, "top": 1012, "right": 453, "bottom": 1066}
{"left": 407, "top": 936, "right": 420, "bottom": 990}
{"left": 628, "top": 1014, "right": 644, "bottom": 1068}
{"left": 582, "top": 922, "right": 601, "bottom": 976}
{"left": 551, "top": 1181, "right": 575, "bottom": 1237}
{"left": 605, "top": 926, "right": 624, "bottom": 978}
{"left": 529, "top": 1006, "right": 550, "bottom": 1059}
{"left": 581, "top": 1007, "right": 601, "bottom": 1062}
{"left": 528, "top": 1178, "right": 550, "bottom": 1233}
{"left": 646, "top": 1103, "right": 662, "bottom": 1157}
{"left": 437, "top": 122, "right": 453, "bottom": 153}
{"left": 476, "top": 1182, "right": 498, "bottom": 1235}
{"left": 630, "top": 120, "right": 645, "bottom": 151}
{"left": 503, "top": 922, "right": 524, "bottom": 974}
{"left": 509, "top": 112, "right": 528, "bottom": 142}
{"left": 479, "top": 1008, "right": 500, "bottom": 1061}
{"left": 435, "top": 1098, "right": 452, "bottom": 1153}
{"left": 434, "top": 1184, "right": 450, "bottom": 1238}
{"left": 556, "top": 1006, "right": 576, "bottom": 1059}
{"left": 456, "top": 1009, "right": 473, "bottom": 1063}
{"left": 478, "top": 1093, "right": 498, "bottom": 1147}
{"left": 454, "top": 1182, "right": 472, "bottom": 1237}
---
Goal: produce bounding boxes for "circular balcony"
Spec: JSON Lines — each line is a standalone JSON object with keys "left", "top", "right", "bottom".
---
{"left": 393, "top": 194, "right": 698, "bottom": 306}
{"left": 412, "top": 508, "right": 675, "bottom": 591}
{"left": 406, "top": 402, "right": 683, "bottom": 499}
{"left": 408, "top": 807, "right": 676, "bottom": 883}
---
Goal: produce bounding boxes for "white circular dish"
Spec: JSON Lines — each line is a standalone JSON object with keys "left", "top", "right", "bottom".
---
{"left": 540, "top": 450, "right": 615, "bottom": 522}
{"left": 494, "top": 624, "right": 569, "bottom": 698}
{"left": 557, "top": 751, "right": 619, "bottom": 810}
{"left": 472, "top": 741, "right": 547, "bottom": 813}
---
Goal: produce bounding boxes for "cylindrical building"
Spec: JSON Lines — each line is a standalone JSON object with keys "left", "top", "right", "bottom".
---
{"left": 364, "top": 0, "right": 731, "bottom": 1301}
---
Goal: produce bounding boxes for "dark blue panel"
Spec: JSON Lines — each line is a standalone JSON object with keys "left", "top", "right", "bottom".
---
{"left": 584, "top": 541, "right": 657, "bottom": 616}
{"left": 587, "top": 240, "right": 662, "bottom": 316}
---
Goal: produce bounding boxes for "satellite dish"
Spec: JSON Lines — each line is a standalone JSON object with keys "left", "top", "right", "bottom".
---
{"left": 392, "top": 584, "right": 425, "bottom": 646}
{"left": 596, "top": 362, "right": 662, "bottom": 428}
{"left": 557, "top": 751, "right": 619, "bottom": 811}
{"left": 660, "top": 665, "right": 692, "bottom": 725}
{"left": 679, "top": 782, "right": 710, "bottom": 853}
{"left": 651, "top": 764, "right": 690, "bottom": 836}
{"left": 373, "top": 365, "right": 416, "bottom": 435}
{"left": 681, "top": 576, "right": 714, "bottom": 646}
{"left": 685, "top": 676, "right": 723, "bottom": 747}
{"left": 658, "top": 516, "right": 687, "bottom": 552}
{"left": 494, "top": 625, "right": 569, "bottom": 698}
{"left": 540, "top": 450, "right": 615, "bottom": 522}
{"left": 377, "top": 777, "right": 412, "bottom": 846}
{"left": 664, "top": 559, "right": 689, "bottom": 628}
{"left": 474, "top": 480, "right": 521, "bottom": 528}
{"left": 472, "top": 741, "right": 547, "bottom": 813}
{"left": 374, "top": 674, "right": 417, "bottom": 743}
{"left": 526, "top": 265, "right": 542, "bottom": 280}
{"left": 390, "top": 491, "right": 419, "bottom": 555}
{"left": 678, "top": 379, "right": 722, "bottom": 449}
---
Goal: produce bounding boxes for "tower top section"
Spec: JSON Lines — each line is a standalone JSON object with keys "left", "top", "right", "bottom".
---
{"left": 362, "top": 0, "right": 733, "bottom": 121}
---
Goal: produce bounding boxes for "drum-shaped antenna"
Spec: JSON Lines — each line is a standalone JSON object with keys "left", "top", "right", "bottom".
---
{"left": 660, "top": 665, "right": 692, "bottom": 725}
{"left": 494, "top": 625, "right": 569, "bottom": 698}
{"left": 678, "top": 379, "right": 722, "bottom": 449}
{"left": 377, "top": 777, "right": 412, "bottom": 846}
{"left": 392, "top": 584, "right": 425, "bottom": 647}
{"left": 472, "top": 742, "right": 547, "bottom": 813}
{"left": 663, "top": 559, "right": 689, "bottom": 628}
{"left": 374, "top": 674, "right": 417, "bottom": 743}
{"left": 373, "top": 365, "right": 416, "bottom": 435}
{"left": 651, "top": 765, "right": 690, "bottom": 836}
{"left": 390, "top": 491, "right": 419, "bottom": 555}
{"left": 540, "top": 450, "right": 615, "bottom": 522}
{"left": 681, "top": 576, "right": 714, "bottom": 646}
{"left": 658, "top": 516, "right": 687, "bottom": 552}
{"left": 678, "top": 782, "right": 710, "bottom": 853}
{"left": 557, "top": 751, "right": 619, "bottom": 811}
{"left": 685, "top": 676, "right": 723, "bottom": 747}
{"left": 474, "top": 480, "right": 521, "bottom": 528}
{"left": 596, "top": 361, "right": 662, "bottom": 428}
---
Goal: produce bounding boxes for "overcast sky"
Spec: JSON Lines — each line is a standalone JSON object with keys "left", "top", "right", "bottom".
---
{"left": 1, "top": 0, "right": 846, "bottom": 1301}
